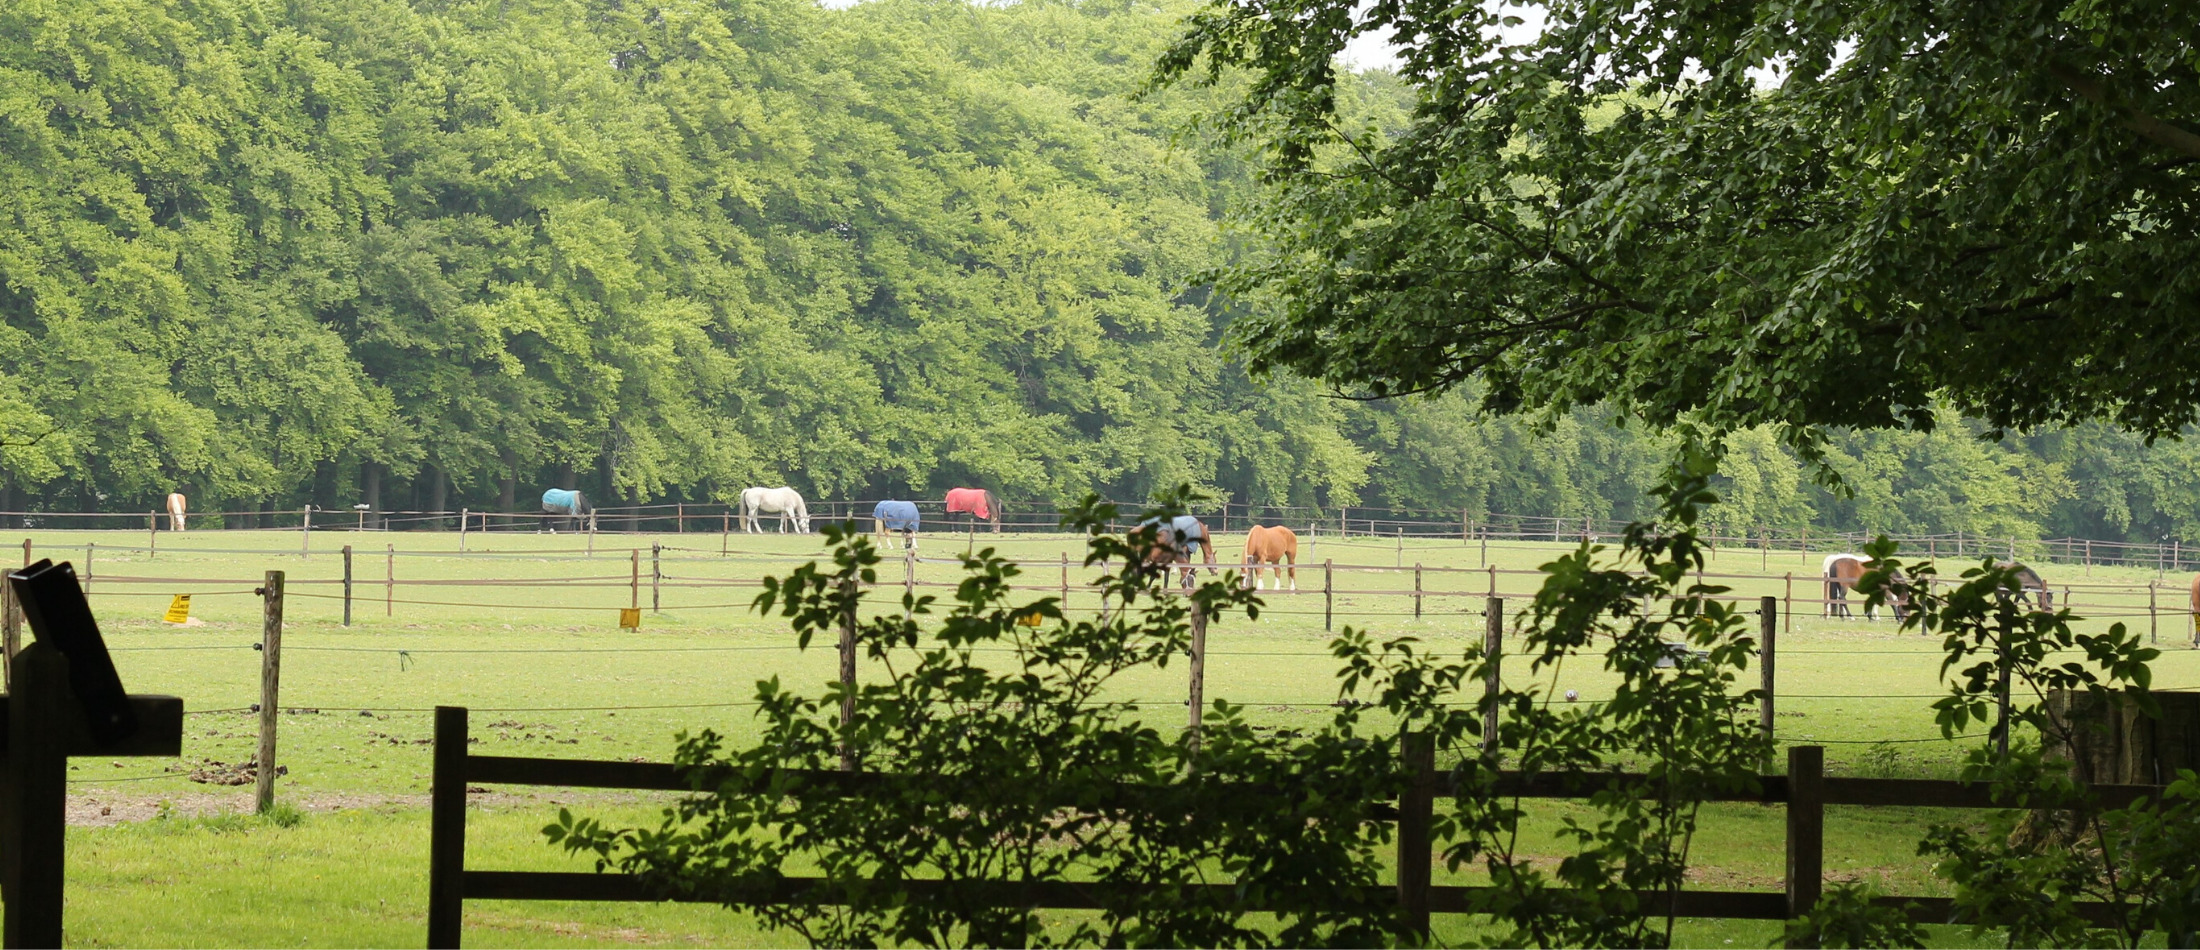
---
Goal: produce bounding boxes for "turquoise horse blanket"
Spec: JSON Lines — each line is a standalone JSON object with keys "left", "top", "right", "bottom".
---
{"left": 541, "top": 488, "right": 583, "bottom": 514}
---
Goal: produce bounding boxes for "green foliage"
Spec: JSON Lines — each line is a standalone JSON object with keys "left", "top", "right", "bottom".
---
{"left": 550, "top": 491, "right": 1408, "bottom": 947}
{"left": 1156, "top": 0, "right": 2200, "bottom": 461}
{"left": 1784, "top": 882, "right": 1923, "bottom": 950}
{"left": 1820, "top": 539, "right": 2199, "bottom": 947}
{"left": 1438, "top": 453, "right": 1773, "bottom": 948}
{"left": 553, "top": 465, "right": 1789, "bottom": 948}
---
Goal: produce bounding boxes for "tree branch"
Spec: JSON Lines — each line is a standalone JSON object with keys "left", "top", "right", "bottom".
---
{"left": 2049, "top": 62, "right": 2200, "bottom": 162}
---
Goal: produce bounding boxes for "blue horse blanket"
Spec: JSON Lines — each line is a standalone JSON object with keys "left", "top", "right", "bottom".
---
{"left": 1139, "top": 515, "right": 1206, "bottom": 549}
{"left": 541, "top": 488, "right": 582, "bottom": 514}
{"left": 874, "top": 500, "right": 920, "bottom": 532}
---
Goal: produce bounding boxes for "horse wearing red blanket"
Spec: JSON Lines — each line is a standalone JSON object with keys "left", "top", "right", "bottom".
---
{"left": 945, "top": 488, "right": 1002, "bottom": 531}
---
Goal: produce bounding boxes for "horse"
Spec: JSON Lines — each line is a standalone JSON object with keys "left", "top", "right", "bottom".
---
{"left": 540, "top": 488, "right": 592, "bottom": 533}
{"left": 873, "top": 500, "right": 920, "bottom": 550}
{"left": 1242, "top": 524, "right": 1298, "bottom": 591}
{"left": 164, "top": 492, "right": 187, "bottom": 532}
{"left": 1823, "top": 553, "right": 1910, "bottom": 621}
{"left": 944, "top": 488, "right": 1002, "bottom": 531}
{"left": 1995, "top": 561, "right": 2054, "bottom": 610}
{"left": 742, "top": 487, "right": 810, "bottom": 533}
{"left": 2190, "top": 573, "right": 2200, "bottom": 642}
{"left": 1138, "top": 515, "right": 1214, "bottom": 587}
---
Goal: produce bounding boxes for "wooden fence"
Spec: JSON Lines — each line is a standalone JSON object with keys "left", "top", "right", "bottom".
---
{"left": 423, "top": 706, "right": 2158, "bottom": 948}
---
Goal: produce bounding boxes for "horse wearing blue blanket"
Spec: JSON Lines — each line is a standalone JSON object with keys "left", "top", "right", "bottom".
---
{"left": 873, "top": 500, "right": 920, "bottom": 550}
{"left": 541, "top": 488, "right": 593, "bottom": 533}
{"left": 1138, "top": 515, "right": 1214, "bottom": 588}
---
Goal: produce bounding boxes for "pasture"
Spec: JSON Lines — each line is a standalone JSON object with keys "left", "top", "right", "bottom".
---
{"left": 33, "top": 523, "right": 2200, "bottom": 946}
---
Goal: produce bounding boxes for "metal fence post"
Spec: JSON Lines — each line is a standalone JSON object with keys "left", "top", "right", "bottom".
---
{"left": 651, "top": 544, "right": 661, "bottom": 612}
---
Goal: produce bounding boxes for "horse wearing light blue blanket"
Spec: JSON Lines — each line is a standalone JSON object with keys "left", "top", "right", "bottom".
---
{"left": 540, "top": 488, "right": 593, "bottom": 533}
{"left": 873, "top": 500, "right": 920, "bottom": 550}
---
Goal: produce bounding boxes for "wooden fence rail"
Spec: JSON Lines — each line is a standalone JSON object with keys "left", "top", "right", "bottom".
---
{"left": 423, "top": 706, "right": 2158, "bottom": 948}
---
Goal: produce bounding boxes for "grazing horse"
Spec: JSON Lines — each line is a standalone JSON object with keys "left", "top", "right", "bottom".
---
{"left": 1995, "top": 561, "right": 2054, "bottom": 610}
{"left": 1138, "top": 515, "right": 1214, "bottom": 587}
{"left": 164, "top": 492, "right": 187, "bottom": 532}
{"left": 742, "top": 486, "right": 810, "bottom": 533}
{"left": 944, "top": 488, "right": 1002, "bottom": 531}
{"left": 540, "top": 488, "right": 592, "bottom": 533}
{"left": 1242, "top": 524, "right": 1298, "bottom": 591}
{"left": 1823, "top": 554, "right": 1910, "bottom": 621}
{"left": 873, "top": 500, "right": 920, "bottom": 550}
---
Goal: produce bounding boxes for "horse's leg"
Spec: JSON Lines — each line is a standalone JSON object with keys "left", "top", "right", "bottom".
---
{"left": 1286, "top": 551, "right": 1297, "bottom": 592}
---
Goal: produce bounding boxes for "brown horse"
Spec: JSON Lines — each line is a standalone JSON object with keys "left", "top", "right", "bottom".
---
{"left": 1823, "top": 554, "right": 1910, "bottom": 621}
{"left": 1138, "top": 515, "right": 1214, "bottom": 587}
{"left": 1995, "top": 561, "right": 2054, "bottom": 610}
{"left": 2190, "top": 574, "right": 2200, "bottom": 641}
{"left": 1242, "top": 524, "right": 1298, "bottom": 591}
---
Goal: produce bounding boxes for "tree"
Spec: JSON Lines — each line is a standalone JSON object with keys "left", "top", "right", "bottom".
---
{"left": 1156, "top": 0, "right": 2200, "bottom": 459}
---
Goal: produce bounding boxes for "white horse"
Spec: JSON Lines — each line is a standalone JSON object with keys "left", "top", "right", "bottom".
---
{"left": 741, "top": 487, "right": 810, "bottom": 533}
{"left": 165, "top": 492, "right": 187, "bottom": 531}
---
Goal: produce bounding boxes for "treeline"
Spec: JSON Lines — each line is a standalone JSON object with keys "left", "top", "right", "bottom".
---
{"left": 0, "top": 0, "right": 2193, "bottom": 543}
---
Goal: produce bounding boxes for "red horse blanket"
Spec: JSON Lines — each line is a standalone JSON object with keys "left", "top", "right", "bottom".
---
{"left": 945, "top": 488, "right": 994, "bottom": 520}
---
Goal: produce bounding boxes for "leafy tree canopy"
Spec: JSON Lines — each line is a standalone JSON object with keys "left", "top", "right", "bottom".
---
{"left": 1158, "top": 0, "right": 2200, "bottom": 458}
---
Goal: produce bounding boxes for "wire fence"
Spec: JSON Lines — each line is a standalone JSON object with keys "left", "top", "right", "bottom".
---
{"left": 30, "top": 529, "right": 2195, "bottom": 790}
{"left": 11, "top": 500, "right": 2200, "bottom": 575}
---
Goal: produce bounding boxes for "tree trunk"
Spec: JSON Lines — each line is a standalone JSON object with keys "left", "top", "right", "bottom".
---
{"left": 428, "top": 466, "right": 449, "bottom": 530}
{"left": 2015, "top": 689, "right": 2200, "bottom": 849}
{"left": 362, "top": 463, "right": 382, "bottom": 530}
{"left": 497, "top": 474, "right": 516, "bottom": 529}
{"left": 2044, "top": 689, "right": 2200, "bottom": 786}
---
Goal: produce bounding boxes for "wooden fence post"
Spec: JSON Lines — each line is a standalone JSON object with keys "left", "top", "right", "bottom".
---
{"left": 428, "top": 705, "right": 469, "bottom": 949}
{"left": 1060, "top": 552, "right": 1069, "bottom": 610}
{"left": 1760, "top": 596, "right": 1778, "bottom": 750}
{"left": 1461, "top": 508, "right": 1469, "bottom": 544}
{"left": 904, "top": 547, "right": 917, "bottom": 618}
{"left": 1784, "top": 573, "right": 1794, "bottom": 636}
{"left": 629, "top": 550, "right": 640, "bottom": 613}
{"left": 459, "top": 507, "right": 468, "bottom": 552}
{"left": 83, "top": 543, "right": 92, "bottom": 595}
{"left": 1323, "top": 559, "right": 1334, "bottom": 632}
{"left": 1785, "top": 745, "right": 1825, "bottom": 929}
{"left": 676, "top": 502, "right": 684, "bottom": 534}
{"left": 342, "top": 544, "right": 354, "bottom": 626}
{"left": 1396, "top": 731, "right": 1435, "bottom": 939}
{"left": 839, "top": 579, "right": 858, "bottom": 772}
{"left": 1413, "top": 563, "right": 1423, "bottom": 618}
{"left": 385, "top": 544, "right": 395, "bottom": 617}
{"left": 2150, "top": 581, "right": 2158, "bottom": 643}
{"left": 149, "top": 512, "right": 157, "bottom": 557}
{"left": 1, "top": 575, "right": 17, "bottom": 692}
{"left": 4, "top": 644, "right": 70, "bottom": 948}
{"left": 1483, "top": 597, "right": 1503, "bottom": 757}
{"left": 650, "top": 544, "right": 661, "bottom": 612}
{"left": 1187, "top": 598, "right": 1208, "bottom": 753}
{"left": 300, "top": 506, "right": 311, "bottom": 558}
{"left": 257, "top": 570, "right": 285, "bottom": 814}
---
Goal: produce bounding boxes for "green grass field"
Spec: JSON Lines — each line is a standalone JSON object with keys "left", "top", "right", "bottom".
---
{"left": 26, "top": 524, "right": 2199, "bottom": 946}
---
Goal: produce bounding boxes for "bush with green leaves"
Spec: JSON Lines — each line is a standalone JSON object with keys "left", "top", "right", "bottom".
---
{"left": 1836, "top": 542, "right": 2200, "bottom": 949}
{"left": 550, "top": 467, "right": 1810, "bottom": 949}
